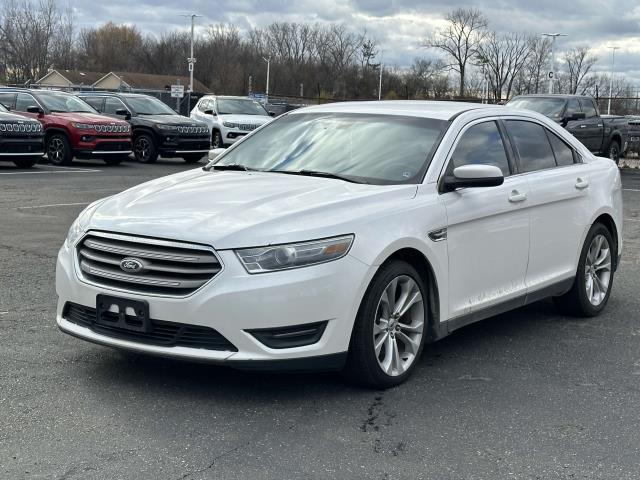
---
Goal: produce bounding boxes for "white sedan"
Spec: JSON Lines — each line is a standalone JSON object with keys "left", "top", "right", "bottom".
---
{"left": 56, "top": 101, "right": 623, "bottom": 388}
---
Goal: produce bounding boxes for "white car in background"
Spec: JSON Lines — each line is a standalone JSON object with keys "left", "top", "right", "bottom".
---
{"left": 190, "top": 95, "right": 272, "bottom": 148}
{"left": 57, "top": 101, "right": 623, "bottom": 388}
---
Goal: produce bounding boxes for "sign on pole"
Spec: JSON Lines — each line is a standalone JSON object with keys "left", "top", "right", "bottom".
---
{"left": 171, "top": 84, "right": 185, "bottom": 98}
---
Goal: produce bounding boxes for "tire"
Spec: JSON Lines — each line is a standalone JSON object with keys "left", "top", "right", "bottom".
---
{"left": 133, "top": 134, "right": 158, "bottom": 163}
{"left": 554, "top": 222, "right": 615, "bottom": 317}
{"left": 607, "top": 140, "right": 621, "bottom": 164}
{"left": 12, "top": 157, "right": 39, "bottom": 168}
{"left": 46, "top": 134, "right": 72, "bottom": 166}
{"left": 211, "top": 130, "right": 224, "bottom": 149}
{"left": 343, "top": 260, "right": 428, "bottom": 389}
{"left": 182, "top": 154, "right": 204, "bottom": 164}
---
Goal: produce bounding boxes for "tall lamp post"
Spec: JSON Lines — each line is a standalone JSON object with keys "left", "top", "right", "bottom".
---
{"left": 607, "top": 46, "right": 620, "bottom": 115}
{"left": 180, "top": 13, "right": 202, "bottom": 93}
{"left": 541, "top": 32, "right": 567, "bottom": 94}
{"left": 262, "top": 56, "right": 271, "bottom": 104}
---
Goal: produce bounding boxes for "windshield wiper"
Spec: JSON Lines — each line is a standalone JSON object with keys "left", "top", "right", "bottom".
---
{"left": 271, "top": 169, "right": 365, "bottom": 184}
{"left": 210, "top": 164, "right": 257, "bottom": 172}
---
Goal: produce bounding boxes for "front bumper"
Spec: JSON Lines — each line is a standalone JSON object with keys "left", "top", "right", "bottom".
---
{"left": 56, "top": 239, "right": 373, "bottom": 367}
{"left": 74, "top": 137, "right": 132, "bottom": 158}
{"left": 0, "top": 136, "right": 44, "bottom": 156}
{"left": 158, "top": 135, "right": 210, "bottom": 156}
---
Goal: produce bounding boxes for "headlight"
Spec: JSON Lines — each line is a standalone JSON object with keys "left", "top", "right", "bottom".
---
{"left": 72, "top": 123, "right": 95, "bottom": 130}
{"left": 223, "top": 121, "right": 239, "bottom": 128}
{"left": 235, "top": 235, "right": 354, "bottom": 274}
{"left": 64, "top": 199, "right": 105, "bottom": 247}
{"left": 158, "top": 124, "right": 178, "bottom": 131}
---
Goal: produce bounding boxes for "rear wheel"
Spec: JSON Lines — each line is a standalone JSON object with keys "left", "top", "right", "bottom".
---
{"left": 47, "top": 134, "right": 72, "bottom": 166}
{"left": 13, "top": 157, "right": 39, "bottom": 168}
{"left": 133, "top": 134, "right": 158, "bottom": 163}
{"left": 607, "top": 140, "right": 621, "bottom": 164}
{"left": 182, "top": 154, "right": 204, "bottom": 164}
{"left": 344, "top": 260, "right": 427, "bottom": 388}
{"left": 554, "top": 223, "right": 615, "bottom": 317}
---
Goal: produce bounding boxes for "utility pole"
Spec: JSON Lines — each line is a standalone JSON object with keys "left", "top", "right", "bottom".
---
{"left": 541, "top": 33, "right": 567, "bottom": 94}
{"left": 180, "top": 13, "right": 202, "bottom": 93}
{"left": 607, "top": 46, "right": 620, "bottom": 115}
{"left": 300, "top": 83, "right": 304, "bottom": 98}
{"left": 262, "top": 56, "right": 271, "bottom": 104}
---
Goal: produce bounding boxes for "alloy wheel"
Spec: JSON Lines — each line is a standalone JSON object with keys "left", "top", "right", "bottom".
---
{"left": 373, "top": 275, "right": 424, "bottom": 376}
{"left": 584, "top": 234, "right": 611, "bottom": 306}
{"left": 134, "top": 137, "right": 150, "bottom": 161}
{"left": 48, "top": 137, "right": 64, "bottom": 162}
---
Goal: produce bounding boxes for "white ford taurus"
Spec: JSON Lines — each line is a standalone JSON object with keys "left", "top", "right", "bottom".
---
{"left": 56, "top": 101, "right": 623, "bottom": 388}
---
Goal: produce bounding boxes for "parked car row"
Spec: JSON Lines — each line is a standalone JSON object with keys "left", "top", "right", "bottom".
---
{"left": 0, "top": 88, "right": 211, "bottom": 168}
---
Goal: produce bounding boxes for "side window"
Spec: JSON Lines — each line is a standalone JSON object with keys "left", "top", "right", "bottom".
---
{"left": 566, "top": 98, "right": 581, "bottom": 118}
{"left": 82, "top": 97, "right": 104, "bottom": 111}
{"left": 579, "top": 99, "right": 598, "bottom": 119}
{"left": 0, "top": 93, "right": 16, "bottom": 109}
{"left": 15, "top": 93, "right": 37, "bottom": 112}
{"left": 447, "top": 121, "right": 511, "bottom": 177}
{"left": 546, "top": 130, "right": 576, "bottom": 166}
{"left": 506, "top": 120, "right": 556, "bottom": 173}
{"left": 104, "top": 97, "right": 126, "bottom": 115}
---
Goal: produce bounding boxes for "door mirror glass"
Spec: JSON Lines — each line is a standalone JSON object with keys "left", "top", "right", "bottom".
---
{"left": 26, "top": 105, "right": 43, "bottom": 114}
{"left": 442, "top": 164, "right": 504, "bottom": 192}
{"left": 566, "top": 112, "right": 586, "bottom": 121}
{"left": 115, "top": 108, "right": 131, "bottom": 119}
{"left": 204, "top": 109, "right": 216, "bottom": 116}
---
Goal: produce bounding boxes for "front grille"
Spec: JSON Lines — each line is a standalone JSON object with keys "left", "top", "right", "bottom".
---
{"left": 63, "top": 302, "right": 237, "bottom": 351}
{"left": 239, "top": 124, "right": 259, "bottom": 131}
{"left": 77, "top": 231, "right": 222, "bottom": 296}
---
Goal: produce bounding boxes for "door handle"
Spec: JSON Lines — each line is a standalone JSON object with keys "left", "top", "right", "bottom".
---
{"left": 597, "top": 124, "right": 603, "bottom": 127}
{"left": 508, "top": 190, "right": 527, "bottom": 203}
{"left": 579, "top": 124, "right": 587, "bottom": 128}
{"left": 575, "top": 177, "right": 589, "bottom": 190}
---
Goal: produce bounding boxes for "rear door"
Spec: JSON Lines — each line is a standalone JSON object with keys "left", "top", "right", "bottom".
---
{"left": 441, "top": 120, "right": 531, "bottom": 318}
{"left": 503, "top": 119, "right": 591, "bottom": 293}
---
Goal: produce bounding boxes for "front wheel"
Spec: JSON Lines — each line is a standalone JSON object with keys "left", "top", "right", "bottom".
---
{"left": 182, "top": 154, "right": 204, "bottom": 164}
{"left": 554, "top": 223, "right": 615, "bottom": 317}
{"left": 211, "top": 130, "right": 224, "bottom": 149}
{"left": 133, "top": 134, "right": 158, "bottom": 163}
{"left": 13, "top": 157, "right": 39, "bottom": 168}
{"left": 47, "top": 134, "right": 72, "bottom": 166}
{"left": 344, "top": 260, "right": 427, "bottom": 388}
{"left": 607, "top": 140, "right": 621, "bottom": 164}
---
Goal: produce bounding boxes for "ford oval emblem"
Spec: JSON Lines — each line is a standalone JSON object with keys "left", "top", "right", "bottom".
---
{"left": 120, "top": 257, "right": 144, "bottom": 273}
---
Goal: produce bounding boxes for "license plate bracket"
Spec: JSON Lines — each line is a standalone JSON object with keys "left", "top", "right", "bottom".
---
{"left": 96, "top": 294, "right": 151, "bottom": 333}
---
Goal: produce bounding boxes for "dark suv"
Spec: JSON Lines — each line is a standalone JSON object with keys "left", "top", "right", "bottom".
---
{"left": 0, "top": 89, "right": 132, "bottom": 166}
{"left": 78, "top": 93, "right": 210, "bottom": 163}
{"left": 0, "top": 101, "right": 44, "bottom": 168}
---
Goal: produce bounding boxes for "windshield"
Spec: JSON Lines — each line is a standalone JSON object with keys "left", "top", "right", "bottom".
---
{"left": 507, "top": 97, "right": 566, "bottom": 119}
{"left": 124, "top": 96, "right": 176, "bottom": 115}
{"left": 210, "top": 113, "right": 447, "bottom": 184}
{"left": 38, "top": 93, "right": 96, "bottom": 113}
{"left": 217, "top": 99, "right": 269, "bottom": 116}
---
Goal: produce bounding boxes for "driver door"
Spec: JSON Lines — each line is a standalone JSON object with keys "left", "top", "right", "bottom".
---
{"left": 440, "top": 120, "right": 531, "bottom": 319}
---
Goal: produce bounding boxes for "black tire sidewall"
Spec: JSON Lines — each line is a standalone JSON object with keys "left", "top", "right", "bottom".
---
{"left": 347, "top": 260, "right": 428, "bottom": 388}
{"left": 212, "top": 130, "right": 223, "bottom": 149}
{"left": 47, "top": 134, "right": 72, "bottom": 166}
{"left": 134, "top": 134, "right": 158, "bottom": 163}
{"left": 608, "top": 141, "right": 620, "bottom": 163}
{"left": 574, "top": 223, "right": 615, "bottom": 316}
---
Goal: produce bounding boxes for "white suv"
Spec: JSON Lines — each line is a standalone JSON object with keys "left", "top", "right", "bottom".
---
{"left": 190, "top": 95, "right": 272, "bottom": 148}
{"left": 56, "top": 101, "right": 623, "bottom": 388}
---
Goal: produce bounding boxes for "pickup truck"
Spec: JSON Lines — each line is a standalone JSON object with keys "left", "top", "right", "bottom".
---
{"left": 507, "top": 94, "right": 628, "bottom": 163}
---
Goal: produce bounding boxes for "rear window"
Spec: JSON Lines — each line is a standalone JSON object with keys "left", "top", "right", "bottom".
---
{"left": 546, "top": 131, "right": 575, "bottom": 166}
{"left": 505, "top": 120, "right": 556, "bottom": 173}
{"left": 579, "top": 99, "right": 598, "bottom": 119}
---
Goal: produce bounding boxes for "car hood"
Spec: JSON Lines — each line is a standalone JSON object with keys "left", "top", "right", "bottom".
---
{"left": 87, "top": 169, "right": 417, "bottom": 249}
{"left": 136, "top": 114, "right": 205, "bottom": 126}
{"left": 50, "top": 112, "right": 129, "bottom": 125}
{"left": 217, "top": 114, "right": 271, "bottom": 125}
{"left": 0, "top": 111, "right": 40, "bottom": 123}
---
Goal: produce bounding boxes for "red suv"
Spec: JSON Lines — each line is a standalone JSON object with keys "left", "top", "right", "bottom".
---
{"left": 0, "top": 89, "right": 132, "bottom": 166}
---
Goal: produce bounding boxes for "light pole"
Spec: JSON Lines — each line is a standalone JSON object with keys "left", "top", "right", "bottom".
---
{"left": 180, "top": 13, "right": 202, "bottom": 93}
{"left": 607, "top": 46, "right": 620, "bottom": 115}
{"left": 378, "top": 64, "right": 383, "bottom": 100}
{"left": 262, "top": 56, "right": 271, "bottom": 104}
{"left": 541, "top": 33, "right": 567, "bottom": 94}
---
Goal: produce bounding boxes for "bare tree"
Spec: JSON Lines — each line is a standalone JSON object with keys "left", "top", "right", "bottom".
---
{"left": 564, "top": 46, "right": 598, "bottom": 94}
{"left": 476, "top": 32, "right": 532, "bottom": 101}
{"left": 424, "top": 8, "right": 488, "bottom": 97}
{"left": 513, "top": 36, "right": 551, "bottom": 95}
{"left": 78, "top": 22, "right": 144, "bottom": 72}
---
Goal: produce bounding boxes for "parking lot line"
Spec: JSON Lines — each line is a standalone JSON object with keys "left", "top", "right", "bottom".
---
{"left": 623, "top": 188, "right": 640, "bottom": 192}
{"left": 18, "top": 202, "right": 90, "bottom": 209}
{"left": 0, "top": 168, "right": 100, "bottom": 175}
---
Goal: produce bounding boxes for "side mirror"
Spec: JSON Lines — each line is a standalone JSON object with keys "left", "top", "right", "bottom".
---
{"left": 268, "top": 111, "right": 276, "bottom": 117}
{"left": 27, "top": 105, "right": 43, "bottom": 116}
{"left": 442, "top": 164, "right": 504, "bottom": 192}
{"left": 566, "top": 112, "right": 586, "bottom": 122}
{"left": 115, "top": 108, "right": 131, "bottom": 120}
{"left": 204, "top": 109, "right": 216, "bottom": 116}
{"left": 208, "top": 148, "right": 226, "bottom": 161}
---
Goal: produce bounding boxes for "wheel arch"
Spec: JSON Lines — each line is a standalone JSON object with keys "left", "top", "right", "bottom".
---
{"left": 44, "top": 126, "right": 71, "bottom": 141}
{"left": 592, "top": 212, "right": 619, "bottom": 270}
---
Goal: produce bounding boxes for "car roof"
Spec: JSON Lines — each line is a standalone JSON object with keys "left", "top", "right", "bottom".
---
{"left": 291, "top": 100, "right": 500, "bottom": 121}
{"left": 79, "top": 92, "right": 152, "bottom": 99}
{"left": 511, "top": 94, "right": 593, "bottom": 99}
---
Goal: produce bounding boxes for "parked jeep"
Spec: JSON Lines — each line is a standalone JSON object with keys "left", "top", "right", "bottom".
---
{"left": 0, "top": 89, "right": 132, "bottom": 166}
{"left": 78, "top": 93, "right": 210, "bottom": 164}
{"left": 507, "top": 94, "right": 629, "bottom": 163}
{"left": 0, "top": 101, "right": 44, "bottom": 168}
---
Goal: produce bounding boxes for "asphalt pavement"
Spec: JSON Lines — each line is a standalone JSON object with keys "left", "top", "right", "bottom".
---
{"left": 1, "top": 158, "right": 639, "bottom": 480}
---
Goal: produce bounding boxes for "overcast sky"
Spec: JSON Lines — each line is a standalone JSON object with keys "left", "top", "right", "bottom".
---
{"left": 72, "top": 0, "right": 640, "bottom": 83}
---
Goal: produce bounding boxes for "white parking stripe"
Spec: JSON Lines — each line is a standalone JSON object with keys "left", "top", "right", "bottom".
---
{"left": 18, "top": 202, "right": 89, "bottom": 209}
{"left": 623, "top": 188, "right": 640, "bottom": 192}
{"left": 625, "top": 218, "right": 640, "bottom": 222}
